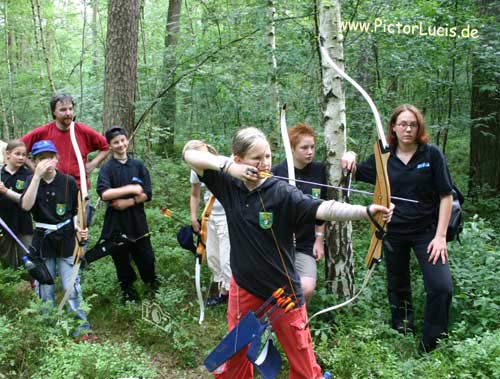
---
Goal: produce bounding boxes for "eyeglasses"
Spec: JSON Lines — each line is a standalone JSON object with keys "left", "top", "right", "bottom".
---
{"left": 396, "top": 122, "right": 418, "bottom": 129}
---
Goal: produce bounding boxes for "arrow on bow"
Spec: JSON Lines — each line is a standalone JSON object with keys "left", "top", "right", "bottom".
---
{"left": 307, "top": 38, "right": 392, "bottom": 323}
{"left": 58, "top": 122, "right": 89, "bottom": 313}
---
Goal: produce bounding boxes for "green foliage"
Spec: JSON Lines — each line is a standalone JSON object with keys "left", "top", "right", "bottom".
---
{"left": 449, "top": 216, "right": 500, "bottom": 336}
{"left": 312, "top": 214, "right": 500, "bottom": 379}
{"left": 32, "top": 340, "right": 157, "bottom": 379}
{"left": 1, "top": 158, "right": 499, "bottom": 378}
{"left": 1, "top": 0, "right": 499, "bottom": 377}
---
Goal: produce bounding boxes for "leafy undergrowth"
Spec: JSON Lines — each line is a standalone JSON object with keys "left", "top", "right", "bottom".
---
{"left": 1, "top": 199, "right": 499, "bottom": 378}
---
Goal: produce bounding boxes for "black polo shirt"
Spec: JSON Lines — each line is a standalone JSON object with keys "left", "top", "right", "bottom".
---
{"left": 0, "top": 166, "right": 33, "bottom": 235}
{"left": 97, "top": 157, "right": 152, "bottom": 240}
{"left": 271, "top": 160, "right": 327, "bottom": 255}
{"left": 23, "top": 172, "right": 78, "bottom": 258}
{"left": 24, "top": 172, "right": 78, "bottom": 226}
{"left": 201, "top": 169, "right": 323, "bottom": 304}
{"left": 356, "top": 143, "right": 452, "bottom": 236}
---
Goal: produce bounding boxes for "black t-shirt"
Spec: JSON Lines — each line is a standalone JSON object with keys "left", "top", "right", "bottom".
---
{"left": 201, "top": 169, "right": 323, "bottom": 304}
{"left": 97, "top": 157, "right": 152, "bottom": 240}
{"left": 24, "top": 172, "right": 78, "bottom": 225}
{"left": 23, "top": 172, "right": 78, "bottom": 258}
{"left": 0, "top": 165, "right": 33, "bottom": 235}
{"left": 356, "top": 144, "right": 452, "bottom": 236}
{"left": 271, "top": 160, "right": 327, "bottom": 255}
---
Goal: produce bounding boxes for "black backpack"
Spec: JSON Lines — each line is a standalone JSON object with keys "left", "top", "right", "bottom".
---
{"left": 446, "top": 184, "right": 464, "bottom": 243}
{"left": 428, "top": 145, "right": 464, "bottom": 243}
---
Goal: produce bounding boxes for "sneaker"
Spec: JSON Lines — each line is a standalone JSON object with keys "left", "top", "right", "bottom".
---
{"left": 207, "top": 294, "right": 228, "bottom": 307}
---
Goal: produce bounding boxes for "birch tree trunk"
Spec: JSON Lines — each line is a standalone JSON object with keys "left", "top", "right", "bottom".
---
{"left": 2, "top": 3, "right": 13, "bottom": 139}
{"left": 267, "top": 0, "right": 280, "bottom": 139}
{"left": 318, "top": 0, "right": 355, "bottom": 298}
{"left": 103, "top": 0, "right": 140, "bottom": 145}
{"left": 1, "top": 94, "right": 9, "bottom": 141}
{"left": 34, "top": 0, "right": 56, "bottom": 94}
{"left": 79, "top": 0, "right": 87, "bottom": 114}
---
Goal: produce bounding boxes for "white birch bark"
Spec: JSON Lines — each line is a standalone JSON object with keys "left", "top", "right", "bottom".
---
{"left": 319, "top": 0, "right": 355, "bottom": 298}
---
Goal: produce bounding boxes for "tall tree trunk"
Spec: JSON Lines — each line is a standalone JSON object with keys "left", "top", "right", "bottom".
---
{"left": 318, "top": 0, "right": 354, "bottom": 298}
{"left": 103, "top": 0, "right": 140, "bottom": 148}
{"left": 80, "top": 0, "right": 87, "bottom": 114}
{"left": 3, "top": 3, "right": 13, "bottom": 138}
{"left": 1, "top": 94, "right": 9, "bottom": 141}
{"left": 469, "top": 0, "right": 500, "bottom": 197}
{"left": 91, "top": 2, "right": 98, "bottom": 76}
{"left": 267, "top": 0, "right": 280, "bottom": 146}
{"left": 442, "top": 0, "right": 460, "bottom": 154}
{"left": 157, "top": 0, "right": 182, "bottom": 157}
{"left": 34, "top": 0, "right": 56, "bottom": 94}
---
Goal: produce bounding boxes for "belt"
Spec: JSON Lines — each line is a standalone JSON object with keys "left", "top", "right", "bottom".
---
{"left": 34, "top": 219, "right": 72, "bottom": 231}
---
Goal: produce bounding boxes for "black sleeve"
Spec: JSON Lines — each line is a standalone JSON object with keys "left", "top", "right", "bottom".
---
{"left": 284, "top": 184, "right": 323, "bottom": 229}
{"left": 199, "top": 169, "right": 231, "bottom": 203}
{"left": 70, "top": 177, "right": 79, "bottom": 216}
{"left": 355, "top": 154, "right": 377, "bottom": 185}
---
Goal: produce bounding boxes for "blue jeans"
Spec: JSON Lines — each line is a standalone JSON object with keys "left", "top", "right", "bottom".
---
{"left": 35, "top": 256, "right": 90, "bottom": 334}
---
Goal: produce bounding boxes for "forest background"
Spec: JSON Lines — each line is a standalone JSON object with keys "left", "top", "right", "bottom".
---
{"left": 0, "top": 0, "right": 499, "bottom": 378}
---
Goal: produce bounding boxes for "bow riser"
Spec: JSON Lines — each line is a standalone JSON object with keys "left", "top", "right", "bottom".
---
{"left": 365, "top": 143, "right": 391, "bottom": 268}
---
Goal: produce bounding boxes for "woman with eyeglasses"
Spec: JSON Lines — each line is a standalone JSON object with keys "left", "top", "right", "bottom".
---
{"left": 341, "top": 104, "right": 454, "bottom": 353}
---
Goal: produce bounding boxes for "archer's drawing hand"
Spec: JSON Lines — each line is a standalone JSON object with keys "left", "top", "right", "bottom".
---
{"left": 0, "top": 182, "right": 7, "bottom": 194}
{"left": 229, "top": 164, "right": 260, "bottom": 183}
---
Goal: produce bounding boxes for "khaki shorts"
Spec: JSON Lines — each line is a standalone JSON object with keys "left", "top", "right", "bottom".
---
{"left": 295, "top": 251, "right": 317, "bottom": 279}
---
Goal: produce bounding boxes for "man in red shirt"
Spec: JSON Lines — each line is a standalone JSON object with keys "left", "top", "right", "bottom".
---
{"left": 21, "top": 94, "right": 109, "bottom": 189}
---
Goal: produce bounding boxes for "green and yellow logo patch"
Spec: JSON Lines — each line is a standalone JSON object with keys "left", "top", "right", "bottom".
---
{"left": 311, "top": 188, "right": 321, "bottom": 199}
{"left": 15, "top": 180, "right": 25, "bottom": 190}
{"left": 259, "top": 211, "right": 273, "bottom": 229}
{"left": 56, "top": 203, "right": 66, "bottom": 216}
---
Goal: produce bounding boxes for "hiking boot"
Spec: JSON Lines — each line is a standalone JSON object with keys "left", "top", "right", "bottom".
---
{"left": 207, "top": 294, "right": 228, "bottom": 307}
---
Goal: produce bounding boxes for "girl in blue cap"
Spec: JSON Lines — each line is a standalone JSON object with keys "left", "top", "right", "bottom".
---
{"left": 21, "top": 140, "right": 94, "bottom": 342}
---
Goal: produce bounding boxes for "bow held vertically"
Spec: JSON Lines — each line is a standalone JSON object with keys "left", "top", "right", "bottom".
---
{"left": 318, "top": 38, "right": 391, "bottom": 269}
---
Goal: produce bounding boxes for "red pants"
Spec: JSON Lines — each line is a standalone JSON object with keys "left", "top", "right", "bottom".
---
{"left": 214, "top": 277, "right": 322, "bottom": 379}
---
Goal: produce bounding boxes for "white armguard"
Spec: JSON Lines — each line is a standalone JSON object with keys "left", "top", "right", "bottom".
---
{"left": 316, "top": 200, "right": 367, "bottom": 222}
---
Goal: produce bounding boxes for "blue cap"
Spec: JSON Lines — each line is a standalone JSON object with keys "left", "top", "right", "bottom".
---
{"left": 31, "top": 140, "right": 58, "bottom": 156}
{"left": 176, "top": 225, "right": 197, "bottom": 254}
